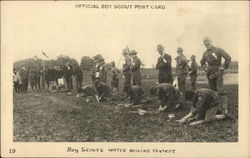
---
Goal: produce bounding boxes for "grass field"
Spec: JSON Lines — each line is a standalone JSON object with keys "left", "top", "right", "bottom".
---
{"left": 13, "top": 71, "right": 238, "bottom": 142}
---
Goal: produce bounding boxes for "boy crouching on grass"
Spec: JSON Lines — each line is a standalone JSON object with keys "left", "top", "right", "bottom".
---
{"left": 150, "top": 83, "right": 182, "bottom": 112}
{"left": 94, "top": 80, "right": 112, "bottom": 102}
{"left": 177, "top": 88, "right": 228, "bottom": 125}
{"left": 128, "top": 85, "right": 145, "bottom": 105}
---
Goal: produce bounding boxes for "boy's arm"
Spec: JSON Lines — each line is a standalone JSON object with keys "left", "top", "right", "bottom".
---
{"left": 177, "top": 112, "right": 194, "bottom": 124}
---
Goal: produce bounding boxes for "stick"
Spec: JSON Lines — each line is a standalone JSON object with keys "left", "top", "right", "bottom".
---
{"left": 95, "top": 95, "right": 100, "bottom": 103}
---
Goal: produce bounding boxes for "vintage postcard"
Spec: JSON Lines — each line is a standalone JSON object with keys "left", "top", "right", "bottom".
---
{"left": 1, "top": 0, "right": 249, "bottom": 157}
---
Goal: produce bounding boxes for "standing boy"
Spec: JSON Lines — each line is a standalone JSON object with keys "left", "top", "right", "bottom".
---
{"left": 110, "top": 61, "right": 120, "bottom": 92}
{"left": 13, "top": 68, "right": 21, "bottom": 93}
{"left": 130, "top": 50, "right": 142, "bottom": 86}
{"left": 189, "top": 55, "right": 198, "bottom": 90}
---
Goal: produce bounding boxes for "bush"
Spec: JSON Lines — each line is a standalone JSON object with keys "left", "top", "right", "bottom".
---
{"left": 80, "top": 56, "right": 94, "bottom": 71}
{"left": 13, "top": 55, "right": 79, "bottom": 72}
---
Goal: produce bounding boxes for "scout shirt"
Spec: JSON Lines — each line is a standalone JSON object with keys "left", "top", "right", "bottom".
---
{"left": 130, "top": 56, "right": 141, "bottom": 72}
{"left": 157, "top": 83, "right": 179, "bottom": 106}
{"left": 190, "top": 88, "right": 220, "bottom": 119}
{"left": 111, "top": 67, "right": 121, "bottom": 79}
{"left": 200, "top": 47, "right": 231, "bottom": 79}
{"left": 175, "top": 55, "right": 189, "bottom": 75}
{"left": 190, "top": 60, "right": 198, "bottom": 76}
{"left": 96, "top": 62, "right": 107, "bottom": 83}
{"left": 122, "top": 55, "right": 132, "bottom": 73}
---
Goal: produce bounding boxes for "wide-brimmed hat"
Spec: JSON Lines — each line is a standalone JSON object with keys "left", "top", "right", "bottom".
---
{"left": 93, "top": 54, "right": 102, "bottom": 61}
{"left": 203, "top": 37, "right": 212, "bottom": 43}
{"left": 177, "top": 47, "right": 184, "bottom": 52}
{"left": 122, "top": 48, "right": 130, "bottom": 55}
{"left": 190, "top": 55, "right": 196, "bottom": 59}
{"left": 157, "top": 44, "right": 164, "bottom": 50}
{"left": 129, "top": 50, "right": 137, "bottom": 55}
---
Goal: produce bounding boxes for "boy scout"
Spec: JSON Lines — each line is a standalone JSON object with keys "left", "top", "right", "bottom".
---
{"left": 156, "top": 44, "right": 173, "bottom": 84}
{"left": 29, "top": 69, "right": 38, "bottom": 92}
{"left": 130, "top": 50, "right": 142, "bottom": 86}
{"left": 189, "top": 55, "right": 198, "bottom": 90}
{"left": 122, "top": 48, "right": 132, "bottom": 98}
{"left": 74, "top": 63, "right": 83, "bottom": 93}
{"left": 19, "top": 64, "right": 29, "bottom": 93}
{"left": 110, "top": 61, "right": 120, "bottom": 92}
{"left": 13, "top": 68, "right": 21, "bottom": 93}
{"left": 175, "top": 47, "right": 189, "bottom": 95}
{"left": 63, "top": 60, "right": 74, "bottom": 91}
{"left": 94, "top": 80, "right": 112, "bottom": 102}
{"left": 200, "top": 37, "right": 231, "bottom": 115}
{"left": 96, "top": 56, "right": 107, "bottom": 83}
{"left": 128, "top": 85, "right": 145, "bottom": 105}
{"left": 150, "top": 83, "right": 181, "bottom": 112}
{"left": 177, "top": 88, "right": 227, "bottom": 125}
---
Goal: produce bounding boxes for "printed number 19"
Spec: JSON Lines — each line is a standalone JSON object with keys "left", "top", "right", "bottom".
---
{"left": 9, "top": 149, "right": 16, "bottom": 154}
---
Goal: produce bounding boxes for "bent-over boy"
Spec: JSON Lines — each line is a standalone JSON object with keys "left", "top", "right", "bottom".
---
{"left": 177, "top": 88, "right": 227, "bottom": 125}
{"left": 150, "top": 83, "right": 181, "bottom": 112}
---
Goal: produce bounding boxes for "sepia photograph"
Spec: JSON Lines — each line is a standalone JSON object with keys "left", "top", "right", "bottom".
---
{"left": 1, "top": 0, "right": 249, "bottom": 157}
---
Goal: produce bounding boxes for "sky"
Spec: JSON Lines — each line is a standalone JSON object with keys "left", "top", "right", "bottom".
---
{"left": 2, "top": 1, "right": 248, "bottom": 68}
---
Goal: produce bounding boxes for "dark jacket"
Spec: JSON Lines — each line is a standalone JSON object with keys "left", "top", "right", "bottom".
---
{"left": 189, "top": 61, "right": 198, "bottom": 76}
{"left": 74, "top": 65, "right": 83, "bottom": 82}
{"left": 63, "top": 64, "right": 73, "bottom": 79}
{"left": 156, "top": 53, "right": 172, "bottom": 73}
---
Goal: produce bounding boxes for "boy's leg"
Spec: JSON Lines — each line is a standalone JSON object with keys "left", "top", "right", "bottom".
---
{"left": 116, "top": 78, "right": 119, "bottom": 92}
{"left": 208, "top": 76, "right": 217, "bottom": 91}
{"left": 205, "top": 105, "right": 220, "bottom": 121}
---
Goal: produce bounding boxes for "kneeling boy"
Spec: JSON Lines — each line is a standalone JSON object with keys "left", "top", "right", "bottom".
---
{"left": 128, "top": 85, "right": 144, "bottom": 105}
{"left": 177, "top": 88, "right": 227, "bottom": 125}
{"left": 150, "top": 83, "right": 181, "bottom": 112}
{"left": 95, "top": 80, "right": 112, "bottom": 102}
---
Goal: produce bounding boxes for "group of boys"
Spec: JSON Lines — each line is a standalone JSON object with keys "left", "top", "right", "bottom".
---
{"left": 153, "top": 37, "right": 232, "bottom": 125}
{"left": 90, "top": 49, "right": 143, "bottom": 102}
{"left": 90, "top": 37, "right": 233, "bottom": 126}
{"left": 13, "top": 60, "right": 84, "bottom": 93}
{"left": 13, "top": 64, "right": 29, "bottom": 93}
{"left": 14, "top": 37, "right": 233, "bottom": 126}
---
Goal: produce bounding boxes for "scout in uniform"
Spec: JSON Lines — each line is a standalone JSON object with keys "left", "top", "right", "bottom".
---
{"left": 175, "top": 47, "right": 189, "bottom": 95}
{"left": 63, "top": 60, "right": 74, "bottom": 91}
{"left": 150, "top": 83, "right": 181, "bottom": 112}
{"left": 74, "top": 63, "right": 83, "bottom": 93}
{"left": 91, "top": 54, "right": 101, "bottom": 84}
{"left": 156, "top": 44, "right": 173, "bottom": 84}
{"left": 19, "top": 64, "right": 29, "bottom": 93}
{"left": 177, "top": 88, "right": 227, "bottom": 125}
{"left": 29, "top": 69, "right": 38, "bottom": 92}
{"left": 94, "top": 80, "right": 112, "bottom": 102}
{"left": 122, "top": 48, "right": 132, "bottom": 98}
{"left": 39, "top": 67, "right": 46, "bottom": 91}
{"left": 189, "top": 55, "right": 198, "bottom": 90}
{"left": 200, "top": 37, "right": 231, "bottom": 115}
{"left": 96, "top": 56, "right": 107, "bottom": 83}
{"left": 130, "top": 50, "right": 142, "bottom": 86}
{"left": 110, "top": 61, "right": 121, "bottom": 92}
{"left": 128, "top": 85, "right": 145, "bottom": 105}
{"left": 13, "top": 68, "right": 21, "bottom": 93}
